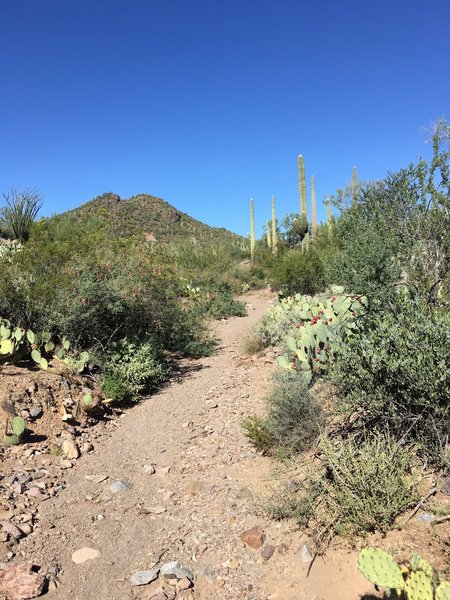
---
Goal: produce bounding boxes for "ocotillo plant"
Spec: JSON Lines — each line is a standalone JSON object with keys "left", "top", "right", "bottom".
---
{"left": 311, "top": 175, "right": 317, "bottom": 239}
{"left": 352, "top": 166, "right": 358, "bottom": 205}
{"left": 271, "top": 196, "right": 278, "bottom": 255}
{"left": 298, "top": 154, "right": 308, "bottom": 224}
{"left": 266, "top": 221, "right": 271, "bottom": 248}
{"left": 250, "top": 198, "right": 255, "bottom": 261}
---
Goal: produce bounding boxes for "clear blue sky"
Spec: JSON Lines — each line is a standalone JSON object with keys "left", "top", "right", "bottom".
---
{"left": 1, "top": 0, "right": 449, "bottom": 236}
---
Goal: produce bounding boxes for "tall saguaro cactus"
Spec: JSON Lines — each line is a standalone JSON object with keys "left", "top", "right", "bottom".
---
{"left": 266, "top": 221, "right": 271, "bottom": 248}
{"left": 311, "top": 175, "right": 317, "bottom": 239}
{"left": 326, "top": 198, "right": 333, "bottom": 234}
{"left": 250, "top": 198, "right": 255, "bottom": 261}
{"left": 298, "top": 155, "right": 308, "bottom": 224}
{"left": 352, "top": 166, "right": 358, "bottom": 205}
{"left": 271, "top": 195, "right": 278, "bottom": 255}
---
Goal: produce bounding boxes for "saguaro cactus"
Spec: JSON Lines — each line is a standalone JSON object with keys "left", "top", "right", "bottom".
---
{"left": 298, "top": 155, "right": 308, "bottom": 226}
{"left": 271, "top": 195, "right": 278, "bottom": 255}
{"left": 352, "top": 166, "right": 358, "bottom": 205}
{"left": 311, "top": 175, "right": 317, "bottom": 239}
{"left": 266, "top": 221, "right": 271, "bottom": 248}
{"left": 250, "top": 198, "right": 255, "bottom": 261}
{"left": 326, "top": 198, "right": 333, "bottom": 234}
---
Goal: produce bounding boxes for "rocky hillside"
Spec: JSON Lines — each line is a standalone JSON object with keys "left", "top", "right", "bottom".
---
{"left": 65, "top": 192, "right": 244, "bottom": 246}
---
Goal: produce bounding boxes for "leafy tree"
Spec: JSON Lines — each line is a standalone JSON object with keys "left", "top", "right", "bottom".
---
{"left": 328, "top": 118, "right": 450, "bottom": 305}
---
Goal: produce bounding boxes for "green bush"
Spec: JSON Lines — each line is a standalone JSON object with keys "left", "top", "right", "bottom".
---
{"left": 195, "top": 282, "right": 246, "bottom": 319}
{"left": 265, "top": 370, "right": 324, "bottom": 453}
{"left": 327, "top": 119, "right": 450, "bottom": 305}
{"left": 270, "top": 248, "right": 325, "bottom": 296}
{"left": 102, "top": 339, "right": 169, "bottom": 402}
{"left": 320, "top": 432, "right": 417, "bottom": 536}
{"left": 241, "top": 415, "right": 272, "bottom": 453}
{"left": 0, "top": 214, "right": 214, "bottom": 361}
{"left": 331, "top": 297, "right": 450, "bottom": 467}
{"left": 243, "top": 371, "right": 323, "bottom": 455}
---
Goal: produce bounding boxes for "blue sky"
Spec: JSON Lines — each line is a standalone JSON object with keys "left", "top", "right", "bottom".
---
{"left": 1, "top": 1, "right": 449, "bottom": 236}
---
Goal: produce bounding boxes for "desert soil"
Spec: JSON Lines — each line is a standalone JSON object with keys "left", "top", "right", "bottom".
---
{"left": 4, "top": 292, "right": 439, "bottom": 600}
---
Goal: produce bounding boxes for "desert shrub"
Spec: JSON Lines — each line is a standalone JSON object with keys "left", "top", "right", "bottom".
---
{"left": 0, "top": 214, "right": 214, "bottom": 361}
{"left": 101, "top": 339, "right": 169, "bottom": 402}
{"left": 231, "top": 264, "right": 268, "bottom": 290}
{"left": 194, "top": 282, "right": 246, "bottom": 319}
{"left": 265, "top": 370, "right": 324, "bottom": 453}
{"left": 242, "top": 332, "right": 265, "bottom": 355}
{"left": 331, "top": 296, "right": 450, "bottom": 467}
{"left": 241, "top": 415, "right": 272, "bottom": 453}
{"left": 243, "top": 371, "right": 323, "bottom": 455}
{"left": 327, "top": 119, "right": 450, "bottom": 305}
{"left": 270, "top": 248, "right": 325, "bottom": 296}
{"left": 319, "top": 432, "right": 417, "bottom": 536}
{"left": 263, "top": 481, "right": 319, "bottom": 526}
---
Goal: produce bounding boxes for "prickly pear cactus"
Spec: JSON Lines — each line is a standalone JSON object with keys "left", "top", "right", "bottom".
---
{"left": 410, "top": 553, "right": 433, "bottom": 578}
{"left": 3, "top": 434, "right": 20, "bottom": 445}
{"left": 276, "top": 292, "right": 365, "bottom": 383}
{"left": 11, "top": 416, "right": 26, "bottom": 437}
{"left": 405, "top": 570, "right": 433, "bottom": 600}
{"left": 357, "top": 548, "right": 405, "bottom": 591}
{"left": 436, "top": 581, "right": 450, "bottom": 600}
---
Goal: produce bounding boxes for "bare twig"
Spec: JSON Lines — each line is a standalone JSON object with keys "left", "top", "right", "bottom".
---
{"left": 402, "top": 486, "right": 437, "bottom": 526}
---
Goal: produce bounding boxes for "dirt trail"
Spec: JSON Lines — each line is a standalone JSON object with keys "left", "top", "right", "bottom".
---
{"left": 18, "top": 292, "right": 373, "bottom": 600}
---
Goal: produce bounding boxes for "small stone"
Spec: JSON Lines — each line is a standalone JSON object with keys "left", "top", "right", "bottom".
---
{"left": 261, "top": 544, "right": 276, "bottom": 561}
{"left": 82, "top": 442, "right": 94, "bottom": 454}
{"left": 441, "top": 478, "right": 450, "bottom": 495}
{"left": 25, "top": 488, "right": 49, "bottom": 501}
{"left": 71, "top": 547, "right": 100, "bottom": 564}
{"left": 160, "top": 561, "right": 194, "bottom": 581}
{"left": 143, "top": 465, "right": 156, "bottom": 475}
{"left": 176, "top": 577, "right": 192, "bottom": 591}
{"left": 62, "top": 439, "right": 80, "bottom": 460}
{"left": 0, "top": 509, "right": 14, "bottom": 521}
{"left": 240, "top": 526, "right": 265, "bottom": 550}
{"left": 59, "top": 459, "right": 73, "bottom": 469}
{"left": 109, "top": 480, "right": 133, "bottom": 493}
{"left": 29, "top": 406, "right": 42, "bottom": 419}
{"left": 150, "top": 506, "right": 167, "bottom": 515}
{"left": 158, "top": 467, "right": 171, "bottom": 476}
{"left": 205, "top": 400, "right": 218, "bottom": 409}
{"left": 299, "top": 543, "right": 314, "bottom": 563}
{"left": 18, "top": 524, "right": 33, "bottom": 536}
{"left": 12, "top": 483, "right": 24, "bottom": 495}
{"left": 1, "top": 522, "right": 23, "bottom": 539}
{"left": 416, "top": 512, "right": 434, "bottom": 523}
{"left": 0, "top": 562, "right": 46, "bottom": 599}
{"left": 85, "top": 474, "right": 108, "bottom": 484}
{"left": 129, "top": 568, "right": 159, "bottom": 586}
{"left": 147, "top": 589, "right": 167, "bottom": 600}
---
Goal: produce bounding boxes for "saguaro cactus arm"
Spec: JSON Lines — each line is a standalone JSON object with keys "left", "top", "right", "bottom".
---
{"left": 250, "top": 198, "right": 255, "bottom": 261}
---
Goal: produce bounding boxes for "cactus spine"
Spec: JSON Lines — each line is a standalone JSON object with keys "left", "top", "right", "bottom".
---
{"left": 271, "top": 196, "right": 277, "bottom": 255}
{"left": 250, "top": 198, "right": 255, "bottom": 261}
{"left": 298, "top": 154, "right": 308, "bottom": 226}
{"left": 352, "top": 165, "right": 358, "bottom": 205}
{"left": 311, "top": 175, "right": 317, "bottom": 239}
